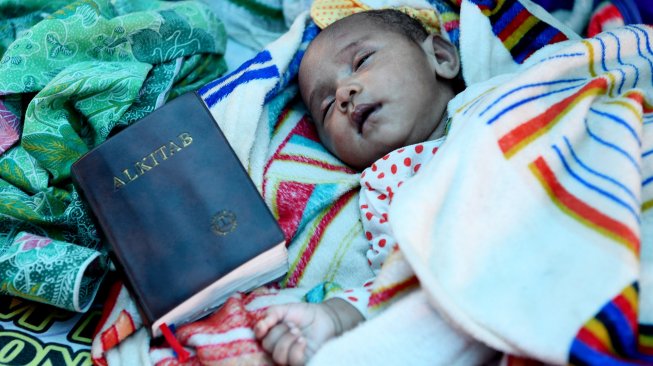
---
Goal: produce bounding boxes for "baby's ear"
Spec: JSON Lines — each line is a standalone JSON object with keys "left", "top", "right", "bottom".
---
{"left": 421, "top": 34, "right": 460, "bottom": 80}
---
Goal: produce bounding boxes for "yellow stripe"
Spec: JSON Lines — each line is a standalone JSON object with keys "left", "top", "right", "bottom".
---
{"left": 281, "top": 208, "right": 329, "bottom": 287}
{"left": 622, "top": 285, "right": 639, "bottom": 313}
{"left": 454, "top": 87, "right": 497, "bottom": 115}
{"left": 583, "top": 40, "right": 597, "bottom": 77}
{"left": 441, "top": 12, "right": 459, "bottom": 23}
{"left": 529, "top": 162, "right": 637, "bottom": 253}
{"left": 642, "top": 199, "right": 653, "bottom": 212}
{"left": 504, "top": 16, "right": 539, "bottom": 50}
{"left": 270, "top": 181, "right": 281, "bottom": 218}
{"left": 606, "top": 72, "right": 617, "bottom": 97}
{"left": 640, "top": 333, "right": 653, "bottom": 347}
{"left": 324, "top": 221, "right": 363, "bottom": 283}
{"left": 585, "top": 318, "right": 618, "bottom": 354}
{"left": 507, "top": 87, "right": 605, "bottom": 159}
{"left": 480, "top": 0, "right": 508, "bottom": 16}
{"left": 623, "top": 90, "right": 653, "bottom": 113}
{"left": 603, "top": 99, "right": 643, "bottom": 121}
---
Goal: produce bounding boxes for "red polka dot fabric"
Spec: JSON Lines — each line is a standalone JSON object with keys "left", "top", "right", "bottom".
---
{"left": 330, "top": 139, "right": 442, "bottom": 318}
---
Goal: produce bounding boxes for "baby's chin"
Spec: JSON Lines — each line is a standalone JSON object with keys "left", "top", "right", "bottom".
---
{"left": 345, "top": 151, "right": 390, "bottom": 171}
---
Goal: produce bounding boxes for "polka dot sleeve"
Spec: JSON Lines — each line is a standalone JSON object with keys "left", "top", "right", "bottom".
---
{"left": 329, "top": 139, "right": 442, "bottom": 318}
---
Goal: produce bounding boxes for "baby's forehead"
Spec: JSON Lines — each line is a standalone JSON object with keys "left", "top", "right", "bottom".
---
{"left": 318, "top": 14, "right": 383, "bottom": 39}
{"left": 303, "top": 17, "right": 384, "bottom": 62}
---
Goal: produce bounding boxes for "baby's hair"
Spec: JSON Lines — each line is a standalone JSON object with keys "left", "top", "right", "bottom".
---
{"left": 347, "top": 9, "right": 429, "bottom": 44}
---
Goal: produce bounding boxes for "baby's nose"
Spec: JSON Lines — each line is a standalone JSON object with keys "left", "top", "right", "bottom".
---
{"left": 336, "top": 87, "right": 357, "bottom": 112}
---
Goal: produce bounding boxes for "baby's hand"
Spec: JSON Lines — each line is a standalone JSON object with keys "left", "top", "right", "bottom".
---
{"left": 254, "top": 302, "right": 338, "bottom": 365}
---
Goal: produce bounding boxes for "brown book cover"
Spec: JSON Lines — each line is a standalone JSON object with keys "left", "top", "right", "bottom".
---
{"left": 71, "top": 91, "right": 287, "bottom": 337}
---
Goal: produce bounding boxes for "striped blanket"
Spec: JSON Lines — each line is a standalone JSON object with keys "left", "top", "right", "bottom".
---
{"left": 90, "top": 0, "right": 461, "bottom": 364}
{"left": 392, "top": 15, "right": 653, "bottom": 366}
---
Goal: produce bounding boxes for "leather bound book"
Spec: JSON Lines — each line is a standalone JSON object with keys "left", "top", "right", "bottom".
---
{"left": 71, "top": 91, "right": 287, "bottom": 337}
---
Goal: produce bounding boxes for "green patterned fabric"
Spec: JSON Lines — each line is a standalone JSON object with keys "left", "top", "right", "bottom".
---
{"left": 0, "top": 0, "right": 227, "bottom": 312}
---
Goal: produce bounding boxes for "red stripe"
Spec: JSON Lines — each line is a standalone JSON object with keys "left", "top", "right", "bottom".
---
{"left": 588, "top": 4, "right": 623, "bottom": 37}
{"left": 639, "top": 343, "right": 653, "bottom": 355}
{"left": 93, "top": 278, "right": 123, "bottom": 337}
{"left": 549, "top": 31, "right": 568, "bottom": 45}
{"left": 123, "top": 310, "right": 136, "bottom": 333}
{"left": 197, "top": 339, "right": 263, "bottom": 359}
{"left": 275, "top": 154, "right": 356, "bottom": 174}
{"left": 368, "top": 276, "right": 419, "bottom": 307}
{"left": 92, "top": 357, "right": 108, "bottom": 366}
{"left": 272, "top": 106, "right": 292, "bottom": 133}
{"left": 625, "top": 92, "right": 653, "bottom": 113}
{"left": 498, "top": 9, "right": 531, "bottom": 42}
{"left": 263, "top": 114, "right": 308, "bottom": 198}
{"left": 286, "top": 190, "right": 357, "bottom": 287}
{"left": 444, "top": 19, "right": 460, "bottom": 32}
{"left": 499, "top": 78, "right": 607, "bottom": 156}
{"left": 101, "top": 326, "right": 119, "bottom": 350}
{"left": 532, "top": 157, "right": 639, "bottom": 253}
{"left": 613, "top": 294, "right": 638, "bottom": 333}
{"left": 159, "top": 323, "right": 190, "bottom": 362}
{"left": 577, "top": 327, "right": 613, "bottom": 354}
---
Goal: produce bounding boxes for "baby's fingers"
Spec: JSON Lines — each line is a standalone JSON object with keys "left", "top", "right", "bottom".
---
{"left": 287, "top": 331, "right": 308, "bottom": 366}
{"left": 271, "top": 324, "right": 306, "bottom": 366}
{"left": 254, "top": 306, "right": 287, "bottom": 338}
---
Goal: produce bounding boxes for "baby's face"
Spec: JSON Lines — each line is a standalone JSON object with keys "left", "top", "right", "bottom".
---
{"left": 299, "top": 17, "right": 453, "bottom": 170}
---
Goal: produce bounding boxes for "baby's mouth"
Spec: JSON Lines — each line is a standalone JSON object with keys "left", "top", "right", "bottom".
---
{"left": 351, "top": 103, "right": 380, "bottom": 134}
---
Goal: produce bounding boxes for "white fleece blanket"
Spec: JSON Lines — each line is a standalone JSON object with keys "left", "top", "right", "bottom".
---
{"left": 392, "top": 18, "right": 653, "bottom": 366}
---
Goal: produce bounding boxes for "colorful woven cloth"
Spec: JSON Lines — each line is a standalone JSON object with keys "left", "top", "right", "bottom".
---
{"left": 0, "top": 0, "right": 227, "bottom": 313}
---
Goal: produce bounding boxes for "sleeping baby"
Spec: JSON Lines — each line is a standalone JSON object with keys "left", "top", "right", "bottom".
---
{"left": 253, "top": 8, "right": 465, "bottom": 365}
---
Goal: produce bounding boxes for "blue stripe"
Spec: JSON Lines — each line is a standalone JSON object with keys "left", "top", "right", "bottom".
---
{"left": 203, "top": 66, "right": 279, "bottom": 107}
{"left": 514, "top": 26, "right": 560, "bottom": 64}
{"left": 589, "top": 107, "right": 641, "bottom": 146}
{"left": 643, "top": 175, "right": 653, "bottom": 186}
{"left": 644, "top": 149, "right": 653, "bottom": 157}
{"left": 486, "top": 84, "right": 582, "bottom": 125}
{"left": 264, "top": 23, "right": 319, "bottom": 104}
{"left": 463, "top": 92, "right": 491, "bottom": 116}
{"left": 290, "top": 134, "right": 328, "bottom": 152}
{"left": 553, "top": 144, "right": 639, "bottom": 223}
{"left": 265, "top": 49, "right": 305, "bottom": 104}
{"left": 626, "top": 26, "right": 653, "bottom": 86}
{"left": 597, "top": 302, "right": 640, "bottom": 358}
{"left": 491, "top": 0, "right": 522, "bottom": 37}
{"left": 199, "top": 50, "right": 273, "bottom": 96}
{"left": 536, "top": 52, "right": 585, "bottom": 65}
{"left": 608, "top": 31, "right": 640, "bottom": 90}
{"left": 644, "top": 116, "right": 653, "bottom": 125}
{"left": 597, "top": 36, "right": 627, "bottom": 95}
{"left": 634, "top": 25, "right": 653, "bottom": 56}
{"left": 585, "top": 119, "right": 640, "bottom": 173}
{"left": 468, "top": 0, "right": 499, "bottom": 8}
{"left": 480, "top": 78, "right": 585, "bottom": 117}
{"left": 569, "top": 338, "right": 640, "bottom": 366}
{"left": 607, "top": 32, "right": 636, "bottom": 94}
{"left": 563, "top": 137, "right": 638, "bottom": 206}
{"left": 598, "top": 34, "right": 609, "bottom": 74}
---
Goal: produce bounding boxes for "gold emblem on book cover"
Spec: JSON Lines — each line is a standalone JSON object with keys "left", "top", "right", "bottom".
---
{"left": 211, "top": 210, "right": 237, "bottom": 235}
